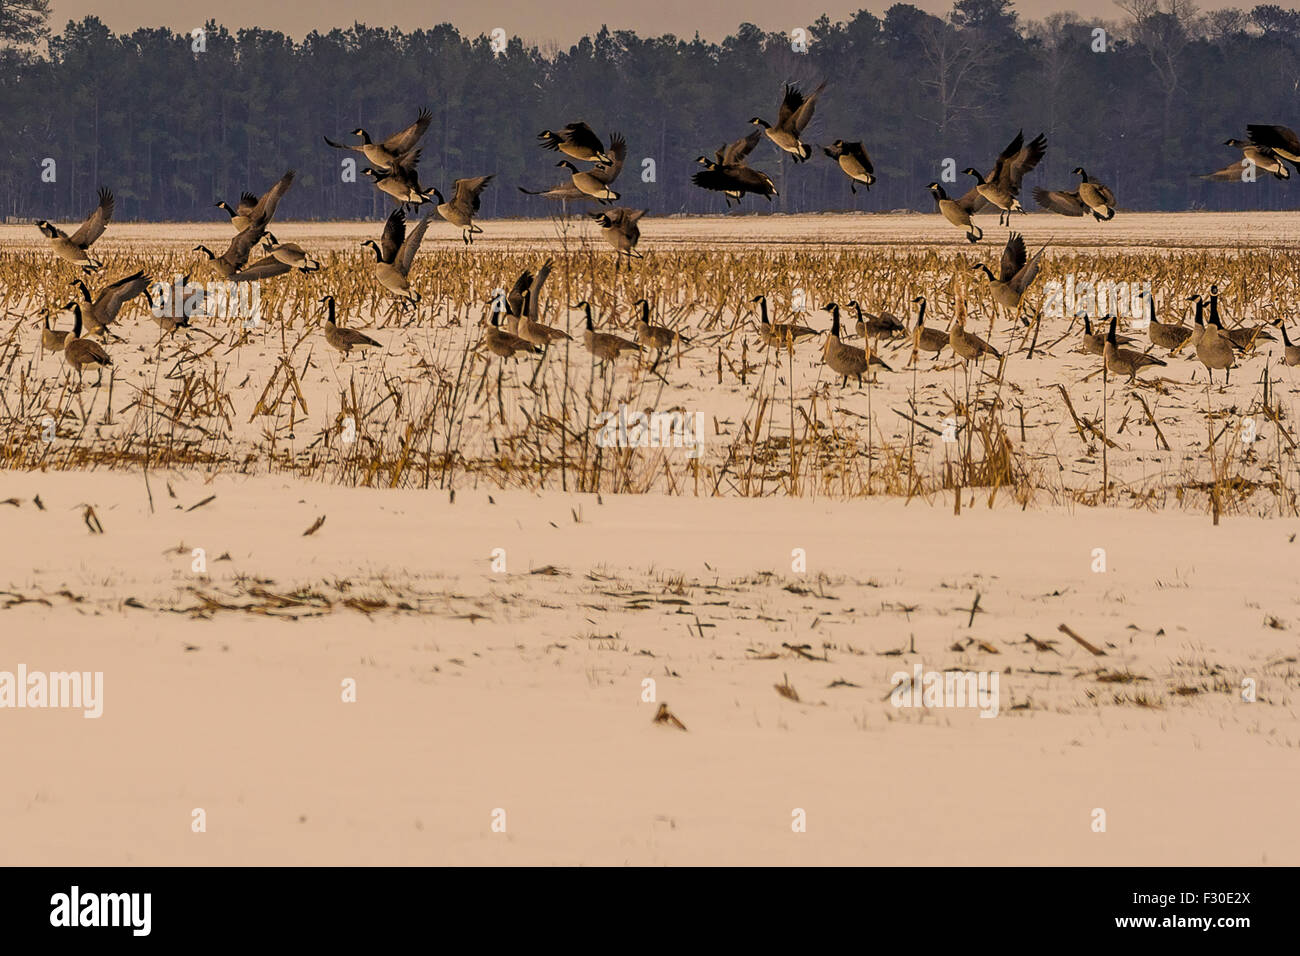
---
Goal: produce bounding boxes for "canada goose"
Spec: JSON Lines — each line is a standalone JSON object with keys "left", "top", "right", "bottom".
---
{"left": 1203, "top": 139, "right": 1290, "bottom": 181}
{"left": 949, "top": 310, "right": 1001, "bottom": 364}
{"left": 1246, "top": 124, "right": 1300, "bottom": 175}
{"left": 824, "top": 140, "right": 875, "bottom": 193}
{"left": 71, "top": 270, "right": 152, "bottom": 337}
{"left": 503, "top": 260, "right": 552, "bottom": 335}
{"left": 556, "top": 132, "right": 625, "bottom": 203}
{"left": 962, "top": 130, "right": 1048, "bottom": 226}
{"left": 752, "top": 294, "right": 816, "bottom": 348}
{"left": 323, "top": 108, "right": 432, "bottom": 171}
{"left": 215, "top": 170, "right": 295, "bottom": 231}
{"left": 821, "top": 303, "right": 891, "bottom": 385}
{"left": 1104, "top": 317, "right": 1165, "bottom": 383}
{"left": 63, "top": 303, "right": 112, "bottom": 385}
{"left": 537, "top": 122, "right": 613, "bottom": 165}
{"left": 632, "top": 298, "right": 689, "bottom": 351}
{"left": 1196, "top": 307, "right": 1236, "bottom": 384}
{"left": 693, "top": 156, "right": 778, "bottom": 204}
{"left": 847, "top": 300, "right": 904, "bottom": 339}
{"left": 41, "top": 309, "right": 71, "bottom": 352}
{"left": 360, "top": 209, "right": 431, "bottom": 302}
{"left": 430, "top": 175, "right": 493, "bottom": 244}
{"left": 36, "top": 187, "right": 113, "bottom": 272}
{"left": 696, "top": 130, "right": 764, "bottom": 206}
{"left": 1277, "top": 321, "right": 1300, "bottom": 367}
{"left": 363, "top": 150, "right": 436, "bottom": 210}
{"left": 909, "top": 297, "right": 950, "bottom": 357}
{"left": 927, "top": 182, "right": 983, "bottom": 243}
{"left": 576, "top": 301, "right": 642, "bottom": 362}
{"left": 589, "top": 207, "right": 646, "bottom": 271}
{"left": 484, "top": 301, "right": 541, "bottom": 358}
{"left": 1073, "top": 168, "right": 1117, "bottom": 221}
{"left": 262, "top": 232, "right": 321, "bottom": 272}
{"left": 320, "top": 295, "right": 381, "bottom": 358}
{"left": 1081, "top": 312, "right": 1133, "bottom": 355}
{"left": 972, "top": 232, "right": 1046, "bottom": 318}
{"left": 1209, "top": 284, "right": 1274, "bottom": 350}
{"left": 194, "top": 221, "right": 271, "bottom": 279}
{"left": 147, "top": 275, "right": 191, "bottom": 334}
{"left": 1145, "top": 295, "right": 1193, "bottom": 351}
{"left": 751, "top": 82, "right": 827, "bottom": 163}
{"left": 515, "top": 288, "right": 572, "bottom": 347}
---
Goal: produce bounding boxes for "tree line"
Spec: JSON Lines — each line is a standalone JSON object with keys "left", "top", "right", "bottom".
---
{"left": 1, "top": 0, "right": 1297, "bottom": 222}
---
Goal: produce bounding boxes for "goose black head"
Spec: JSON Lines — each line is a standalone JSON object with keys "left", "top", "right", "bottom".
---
{"left": 961, "top": 167, "right": 982, "bottom": 180}
{"left": 749, "top": 117, "right": 770, "bottom": 129}
{"left": 1072, "top": 166, "right": 1087, "bottom": 178}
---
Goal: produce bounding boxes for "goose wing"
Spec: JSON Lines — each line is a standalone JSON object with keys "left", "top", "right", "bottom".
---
{"left": 69, "top": 187, "right": 114, "bottom": 248}
{"left": 1201, "top": 158, "right": 1258, "bottom": 181}
{"left": 955, "top": 183, "right": 989, "bottom": 214}
{"left": 99, "top": 270, "right": 151, "bottom": 321}
{"left": 721, "top": 129, "right": 762, "bottom": 165}
{"left": 788, "top": 80, "right": 827, "bottom": 135}
{"left": 453, "top": 175, "right": 493, "bottom": 213}
{"left": 506, "top": 269, "right": 532, "bottom": 316}
{"left": 1033, "top": 186, "right": 1087, "bottom": 216}
{"left": 221, "top": 222, "right": 268, "bottom": 270}
{"left": 398, "top": 214, "right": 432, "bottom": 274}
{"left": 381, "top": 108, "right": 433, "bottom": 156}
{"left": 561, "top": 122, "right": 605, "bottom": 154}
{"left": 528, "top": 259, "right": 553, "bottom": 320}
{"left": 379, "top": 209, "right": 406, "bottom": 264}
{"left": 1246, "top": 124, "right": 1300, "bottom": 159}
{"left": 999, "top": 232, "right": 1027, "bottom": 283}
{"left": 248, "top": 170, "right": 295, "bottom": 226}
{"left": 989, "top": 130, "right": 1047, "bottom": 191}
{"left": 590, "top": 133, "right": 626, "bottom": 184}
{"left": 235, "top": 192, "right": 259, "bottom": 217}
{"left": 230, "top": 256, "right": 292, "bottom": 281}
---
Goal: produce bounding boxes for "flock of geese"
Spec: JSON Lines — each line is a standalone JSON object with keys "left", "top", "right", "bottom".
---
{"left": 24, "top": 90, "right": 1300, "bottom": 399}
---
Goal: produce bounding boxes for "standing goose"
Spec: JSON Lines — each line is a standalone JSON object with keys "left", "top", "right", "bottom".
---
{"left": 1246, "top": 124, "right": 1300, "bottom": 176}
{"left": 1104, "top": 317, "right": 1165, "bottom": 383}
{"left": 752, "top": 294, "right": 816, "bottom": 349}
{"left": 972, "top": 232, "right": 1047, "bottom": 319}
{"left": 62, "top": 303, "right": 112, "bottom": 385}
{"left": 1276, "top": 321, "right": 1300, "bottom": 367}
{"left": 1073, "top": 167, "right": 1117, "bottom": 221}
{"left": 360, "top": 208, "right": 431, "bottom": 302}
{"left": 909, "top": 296, "right": 950, "bottom": 358}
{"left": 847, "top": 300, "right": 904, "bottom": 340}
{"left": 576, "top": 301, "right": 642, "bottom": 363}
{"left": 215, "top": 170, "right": 296, "bottom": 231}
{"left": 821, "top": 303, "right": 891, "bottom": 386}
{"left": 515, "top": 288, "right": 572, "bottom": 347}
{"left": 36, "top": 187, "right": 114, "bottom": 272}
{"left": 431, "top": 175, "right": 493, "bottom": 244}
{"left": 321, "top": 295, "right": 381, "bottom": 358}
{"left": 1209, "top": 284, "right": 1274, "bottom": 350}
{"left": 262, "top": 232, "right": 321, "bottom": 273}
{"left": 1196, "top": 299, "right": 1236, "bottom": 384}
{"left": 484, "top": 301, "right": 541, "bottom": 358}
{"left": 71, "top": 270, "right": 153, "bottom": 337}
{"left": 537, "top": 122, "right": 613, "bottom": 165}
{"left": 949, "top": 310, "right": 1001, "bottom": 364}
{"left": 41, "top": 309, "right": 71, "bottom": 352}
{"left": 824, "top": 140, "right": 875, "bottom": 193}
{"left": 751, "top": 81, "right": 827, "bottom": 163}
{"left": 1188, "top": 295, "right": 1208, "bottom": 350}
{"left": 962, "top": 130, "right": 1048, "bottom": 226}
{"left": 589, "top": 207, "right": 646, "bottom": 271}
{"left": 1145, "top": 294, "right": 1193, "bottom": 351}
{"left": 363, "top": 150, "right": 436, "bottom": 211}
{"left": 632, "top": 298, "right": 689, "bottom": 352}
{"left": 1203, "top": 139, "right": 1290, "bottom": 181}
{"left": 323, "top": 108, "right": 432, "bottom": 171}
{"left": 1081, "top": 310, "right": 1133, "bottom": 355}
{"left": 927, "top": 182, "right": 983, "bottom": 243}
{"left": 693, "top": 155, "right": 777, "bottom": 205}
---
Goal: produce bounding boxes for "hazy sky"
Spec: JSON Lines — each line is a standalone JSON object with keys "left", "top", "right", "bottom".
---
{"left": 48, "top": 1, "right": 1260, "bottom": 45}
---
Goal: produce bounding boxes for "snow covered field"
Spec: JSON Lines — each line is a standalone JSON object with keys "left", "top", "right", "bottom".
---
{"left": 1, "top": 213, "right": 1297, "bottom": 864}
